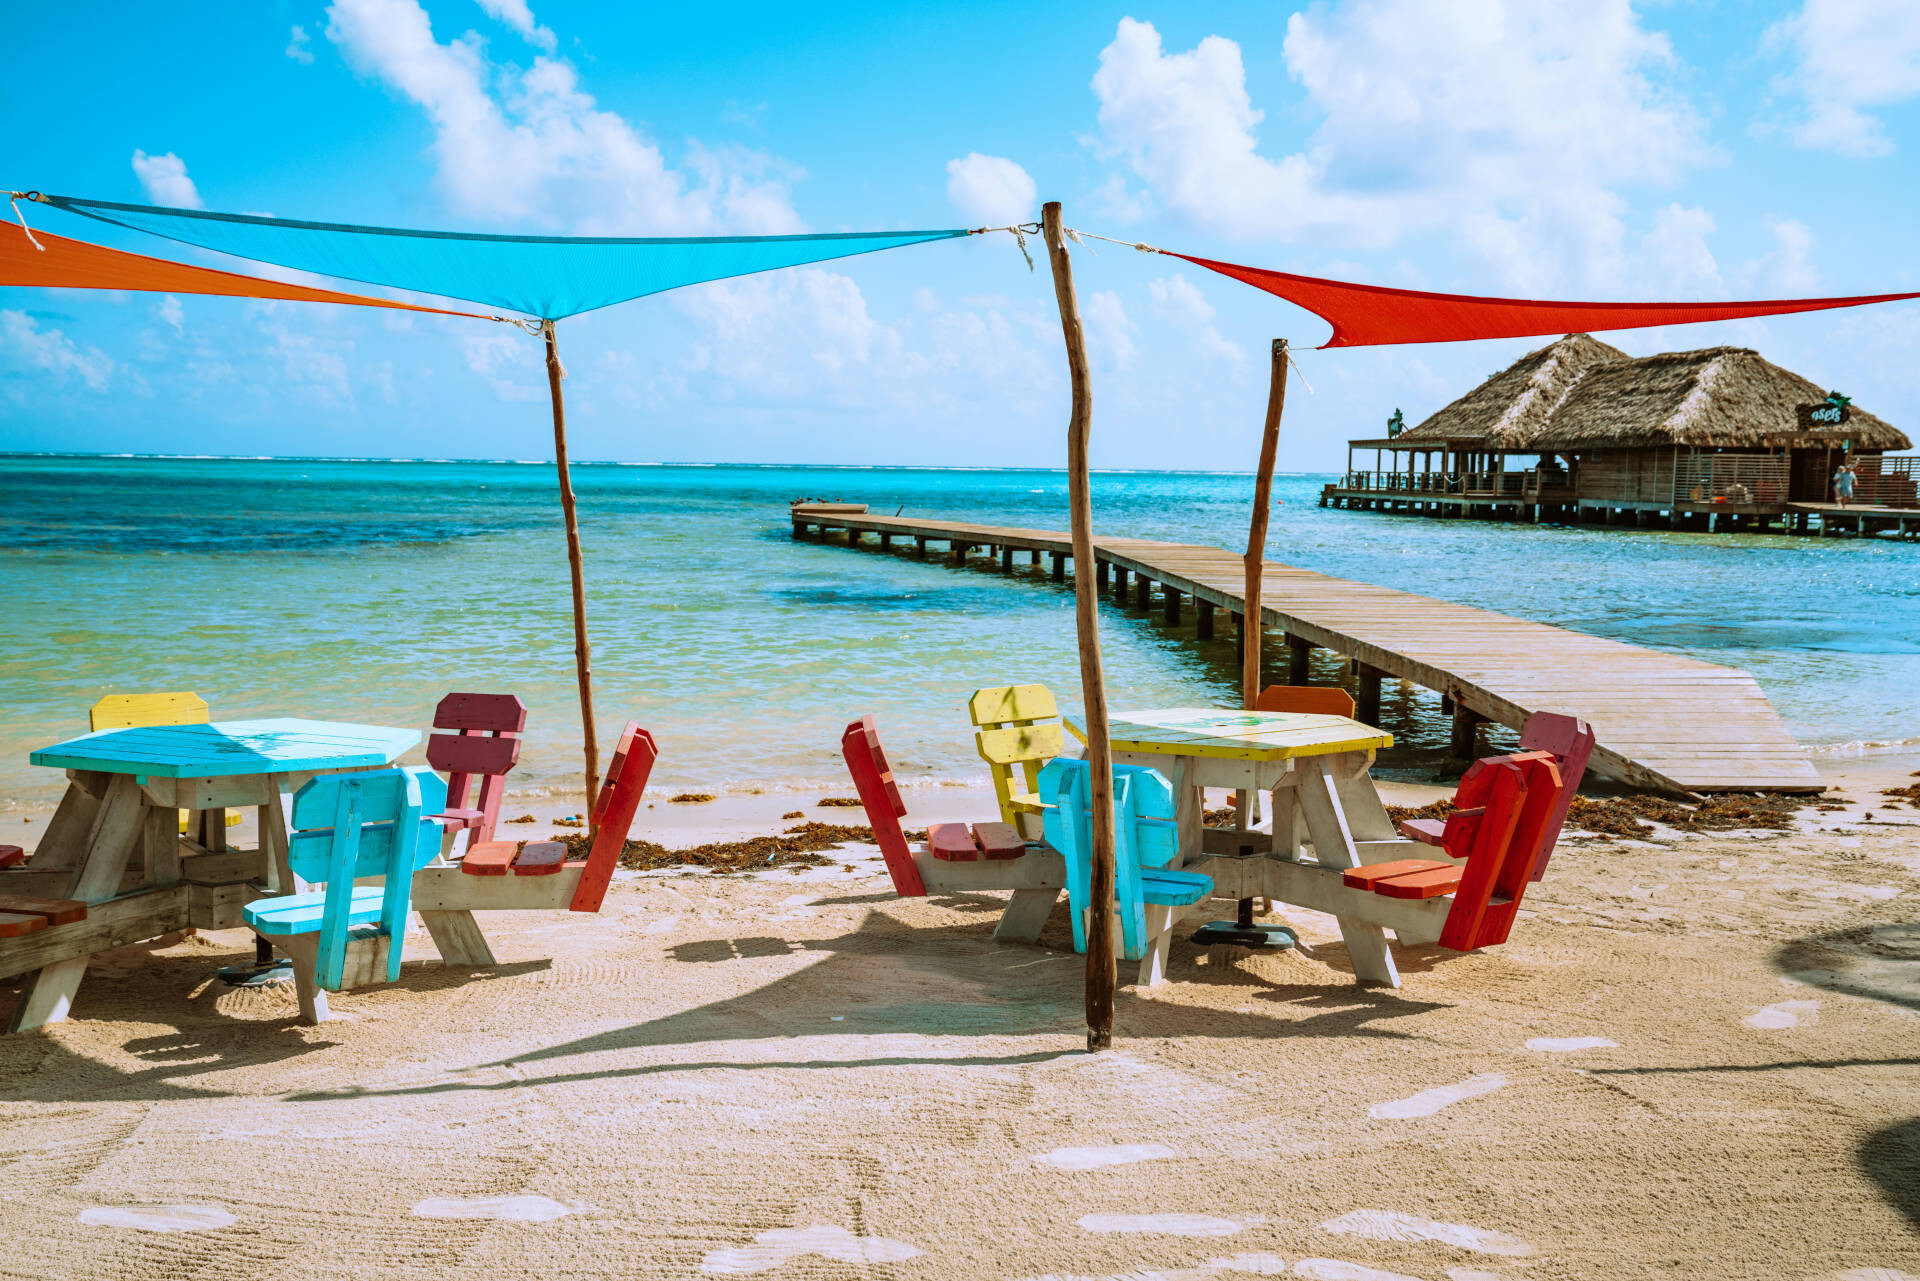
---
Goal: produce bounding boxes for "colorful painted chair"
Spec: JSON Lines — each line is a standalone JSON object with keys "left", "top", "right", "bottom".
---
{"left": 1041, "top": 758, "right": 1211, "bottom": 986}
{"left": 88, "top": 691, "right": 240, "bottom": 834}
{"left": 841, "top": 715, "right": 1063, "bottom": 943}
{"left": 243, "top": 766, "right": 446, "bottom": 990}
{"left": 1255, "top": 685, "right": 1358, "bottom": 718}
{"left": 424, "top": 692, "right": 526, "bottom": 852}
{"left": 1341, "top": 742, "right": 1570, "bottom": 952}
{"left": 969, "top": 684, "right": 1064, "bottom": 840}
{"left": 1396, "top": 711, "right": 1593, "bottom": 882}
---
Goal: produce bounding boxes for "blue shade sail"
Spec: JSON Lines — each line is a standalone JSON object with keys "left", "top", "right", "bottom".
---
{"left": 37, "top": 195, "right": 972, "bottom": 321}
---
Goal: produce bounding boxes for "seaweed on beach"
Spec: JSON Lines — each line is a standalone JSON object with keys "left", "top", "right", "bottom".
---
{"left": 816, "top": 797, "right": 864, "bottom": 808}
{"left": 1386, "top": 791, "right": 1812, "bottom": 841}
{"left": 556, "top": 820, "right": 923, "bottom": 874}
{"left": 1878, "top": 774, "right": 1920, "bottom": 808}
{"left": 669, "top": 793, "right": 716, "bottom": 804}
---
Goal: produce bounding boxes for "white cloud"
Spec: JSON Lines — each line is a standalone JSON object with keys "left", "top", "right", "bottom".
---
{"left": 1081, "top": 290, "right": 1138, "bottom": 370}
{"left": 287, "top": 24, "right": 315, "bottom": 63}
{"left": 1091, "top": 7, "right": 1717, "bottom": 292}
{"left": 131, "top": 150, "right": 203, "bottom": 209}
{"left": 156, "top": 295, "right": 185, "bottom": 333}
{"left": 475, "top": 0, "right": 557, "bottom": 51}
{"left": 1636, "top": 204, "right": 1723, "bottom": 299}
{"left": 1088, "top": 173, "right": 1153, "bottom": 225}
{"left": 945, "top": 153, "right": 1037, "bottom": 226}
{"left": 324, "top": 0, "right": 802, "bottom": 233}
{"left": 676, "top": 267, "right": 888, "bottom": 395}
{"left": 1149, "top": 273, "right": 1247, "bottom": 371}
{"left": 1739, "top": 218, "right": 1819, "bottom": 294}
{"left": 1, "top": 309, "right": 113, "bottom": 390}
{"left": 463, "top": 328, "right": 542, "bottom": 401}
{"left": 1765, "top": 0, "right": 1920, "bottom": 157}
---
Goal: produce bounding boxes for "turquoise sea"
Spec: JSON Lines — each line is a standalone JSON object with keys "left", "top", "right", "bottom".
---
{"left": 2, "top": 454, "right": 1917, "bottom": 810}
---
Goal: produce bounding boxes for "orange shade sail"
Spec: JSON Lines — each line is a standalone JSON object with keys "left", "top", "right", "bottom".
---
{"left": 0, "top": 221, "right": 494, "bottom": 321}
{"left": 1169, "top": 251, "right": 1920, "bottom": 349}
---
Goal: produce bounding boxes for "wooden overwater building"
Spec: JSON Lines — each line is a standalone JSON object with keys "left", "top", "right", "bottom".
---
{"left": 1325, "top": 334, "right": 1917, "bottom": 535}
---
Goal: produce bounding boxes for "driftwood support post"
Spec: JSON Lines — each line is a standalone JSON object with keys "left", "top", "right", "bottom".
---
{"left": 1243, "top": 339, "right": 1289, "bottom": 710}
{"left": 544, "top": 320, "right": 600, "bottom": 816}
{"left": 1042, "top": 201, "right": 1116, "bottom": 1052}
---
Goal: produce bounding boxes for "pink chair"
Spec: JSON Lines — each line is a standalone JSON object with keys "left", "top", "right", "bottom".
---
{"left": 425, "top": 693, "right": 527, "bottom": 850}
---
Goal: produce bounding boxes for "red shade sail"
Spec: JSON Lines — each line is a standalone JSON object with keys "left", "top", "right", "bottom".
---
{"left": 0, "top": 222, "right": 493, "bottom": 320}
{"left": 1168, "top": 251, "right": 1920, "bottom": 349}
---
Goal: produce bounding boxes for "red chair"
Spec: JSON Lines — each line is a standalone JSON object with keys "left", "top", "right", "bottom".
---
{"left": 459, "top": 720, "right": 657, "bottom": 914}
{"left": 426, "top": 693, "right": 527, "bottom": 849}
{"left": 841, "top": 715, "right": 1028, "bottom": 899}
{"left": 1341, "top": 747, "right": 1567, "bottom": 952}
{"left": 1255, "top": 685, "right": 1358, "bottom": 718}
{"left": 1517, "top": 711, "right": 1595, "bottom": 880}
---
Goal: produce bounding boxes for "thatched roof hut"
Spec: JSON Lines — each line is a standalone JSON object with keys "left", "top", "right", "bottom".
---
{"left": 1400, "top": 334, "right": 1910, "bottom": 452}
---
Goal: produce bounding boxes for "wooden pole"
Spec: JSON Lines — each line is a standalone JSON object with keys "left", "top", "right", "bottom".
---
{"left": 544, "top": 321, "right": 600, "bottom": 816}
{"left": 1041, "top": 201, "right": 1116, "bottom": 1052}
{"left": 1243, "top": 339, "right": 1290, "bottom": 709}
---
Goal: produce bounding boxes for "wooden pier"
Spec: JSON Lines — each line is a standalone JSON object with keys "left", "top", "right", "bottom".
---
{"left": 790, "top": 504, "right": 1822, "bottom": 795}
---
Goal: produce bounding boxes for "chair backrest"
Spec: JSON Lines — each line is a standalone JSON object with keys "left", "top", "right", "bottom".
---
{"left": 90, "top": 691, "right": 208, "bottom": 732}
{"left": 839, "top": 716, "right": 926, "bottom": 898}
{"left": 1040, "top": 758, "right": 1179, "bottom": 959}
{"left": 969, "top": 684, "right": 1063, "bottom": 833}
{"left": 568, "top": 720, "right": 658, "bottom": 912}
{"left": 288, "top": 767, "right": 447, "bottom": 885}
{"left": 1517, "top": 711, "right": 1594, "bottom": 881}
{"left": 287, "top": 766, "right": 445, "bottom": 988}
{"left": 427, "top": 692, "right": 527, "bottom": 844}
{"left": 1254, "top": 685, "right": 1358, "bottom": 719}
{"left": 1437, "top": 752, "right": 1565, "bottom": 951}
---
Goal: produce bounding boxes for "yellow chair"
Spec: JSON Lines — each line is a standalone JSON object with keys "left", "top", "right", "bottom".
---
{"left": 88, "top": 692, "right": 240, "bottom": 831}
{"left": 969, "top": 684, "right": 1064, "bottom": 841}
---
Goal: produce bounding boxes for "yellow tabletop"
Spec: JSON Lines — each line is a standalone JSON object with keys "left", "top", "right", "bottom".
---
{"left": 1065, "top": 707, "right": 1393, "bottom": 762}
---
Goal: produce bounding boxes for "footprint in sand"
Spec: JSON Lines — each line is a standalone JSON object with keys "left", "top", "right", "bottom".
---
{"left": 1205, "top": 1254, "right": 1291, "bottom": 1275}
{"left": 1524, "top": 1036, "right": 1619, "bottom": 1052}
{"left": 1037, "top": 1142, "right": 1176, "bottom": 1171}
{"left": 1078, "top": 1212, "right": 1254, "bottom": 1237}
{"left": 79, "top": 1205, "right": 236, "bottom": 1232}
{"left": 1746, "top": 999, "right": 1820, "bottom": 1029}
{"left": 410, "top": 1195, "right": 583, "bottom": 1222}
{"left": 1292, "top": 1261, "right": 1423, "bottom": 1281}
{"left": 1828, "top": 1270, "right": 1920, "bottom": 1281}
{"left": 1320, "top": 1209, "right": 1533, "bottom": 1257}
{"left": 701, "top": 1225, "right": 921, "bottom": 1274}
{"left": 1368, "top": 1073, "right": 1507, "bottom": 1119}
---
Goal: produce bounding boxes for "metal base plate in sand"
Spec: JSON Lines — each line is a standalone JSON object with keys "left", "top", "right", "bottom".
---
{"left": 214, "top": 959, "right": 293, "bottom": 987}
{"left": 1191, "top": 897, "right": 1298, "bottom": 950}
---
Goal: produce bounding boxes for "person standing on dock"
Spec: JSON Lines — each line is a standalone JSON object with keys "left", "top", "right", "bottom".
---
{"left": 1833, "top": 459, "right": 1857, "bottom": 508}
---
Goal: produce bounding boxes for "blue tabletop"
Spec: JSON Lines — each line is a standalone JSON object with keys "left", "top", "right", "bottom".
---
{"left": 30, "top": 718, "right": 421, "bottom": 779}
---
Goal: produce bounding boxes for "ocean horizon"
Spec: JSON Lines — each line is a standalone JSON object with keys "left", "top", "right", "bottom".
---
{"left": 4, "top": 452, "right": 1917, "bottom": 811}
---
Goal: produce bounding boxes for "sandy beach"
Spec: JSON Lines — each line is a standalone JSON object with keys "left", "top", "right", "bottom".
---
{"left": 2, "top": 760, "right": 1914, "bottom": 1281}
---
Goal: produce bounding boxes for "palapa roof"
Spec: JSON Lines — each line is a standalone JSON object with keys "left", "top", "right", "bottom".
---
{"left": 1394, "top": 334, "right": 1910, "bottom": 452}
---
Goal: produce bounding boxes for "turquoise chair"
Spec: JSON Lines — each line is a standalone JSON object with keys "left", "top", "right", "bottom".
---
{"left": 1040, "top": 758, "right": 1212, "bottom": 983}
{"left": 244, "top": 767, "right": 446, "bottom": 991}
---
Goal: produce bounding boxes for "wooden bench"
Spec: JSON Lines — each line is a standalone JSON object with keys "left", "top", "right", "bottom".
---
{"left": 424, "top": 693, "right": 526, "bottom": 851}
{"left": 841, "top": 714, "right": 1066, "bottom": 944}
{"left": 0, "top": 894, "right": 88, "bottom": 939}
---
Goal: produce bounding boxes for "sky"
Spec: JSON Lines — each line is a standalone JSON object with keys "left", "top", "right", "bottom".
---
{"left": 3, "top": 0, "right": 1919, "bottom": 470}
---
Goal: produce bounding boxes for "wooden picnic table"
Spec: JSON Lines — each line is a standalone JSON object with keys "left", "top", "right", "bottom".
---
{"left": 3, "top": 718, "right": 420, "bottom": 1031}
{"left": 1066, "top": 707, "right": 1437, "bottom": 986}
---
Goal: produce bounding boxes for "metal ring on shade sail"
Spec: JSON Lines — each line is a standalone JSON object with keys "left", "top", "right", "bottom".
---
{"left": 33, "top": 194, "right": 974, "bottom": 321}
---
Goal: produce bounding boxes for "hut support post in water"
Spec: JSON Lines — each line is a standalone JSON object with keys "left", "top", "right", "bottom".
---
{"left": 544, "top": 320, "right": 600, "bottom": 818}
{"left": 1041, "top": 202, "right": 1117, "bottom": 1051}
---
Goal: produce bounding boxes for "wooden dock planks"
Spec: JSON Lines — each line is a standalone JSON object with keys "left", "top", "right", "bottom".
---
{"left": 791, "top": 508, "right": 1821, "bottom": 794}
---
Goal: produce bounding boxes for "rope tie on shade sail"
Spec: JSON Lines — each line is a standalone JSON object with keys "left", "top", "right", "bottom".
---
{"left": 970, "top": 222, "right": 1041, "bottom": 270}
{"left": 8, "top": 191, "right": 44, "bottom": 251}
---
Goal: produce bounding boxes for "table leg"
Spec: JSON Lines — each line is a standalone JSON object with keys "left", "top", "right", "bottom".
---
{"left": 419, "top": 910, "right": 497, "bottom": 966}
{"left": 1169, "top": 758, "right": 1203, "bottom": 868}
{"left": 259, "top": 779, "right": 329, "bottom": 1025}
{"left": 23, "top": 775, "right": 107, "bottom": 872}
{"left": 7, "top": 775, "right": 148, "bottom": 1032}
{"left": 1296, "top": 759, "right": 1401, "bottom": 988}
{"left": 992, "top": 888, "right": 1060, "bottom": 944}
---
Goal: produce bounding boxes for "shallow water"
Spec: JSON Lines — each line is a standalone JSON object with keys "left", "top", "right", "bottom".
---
{"left": 1, "top": 455, "right": 1915, "bottom": 808}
